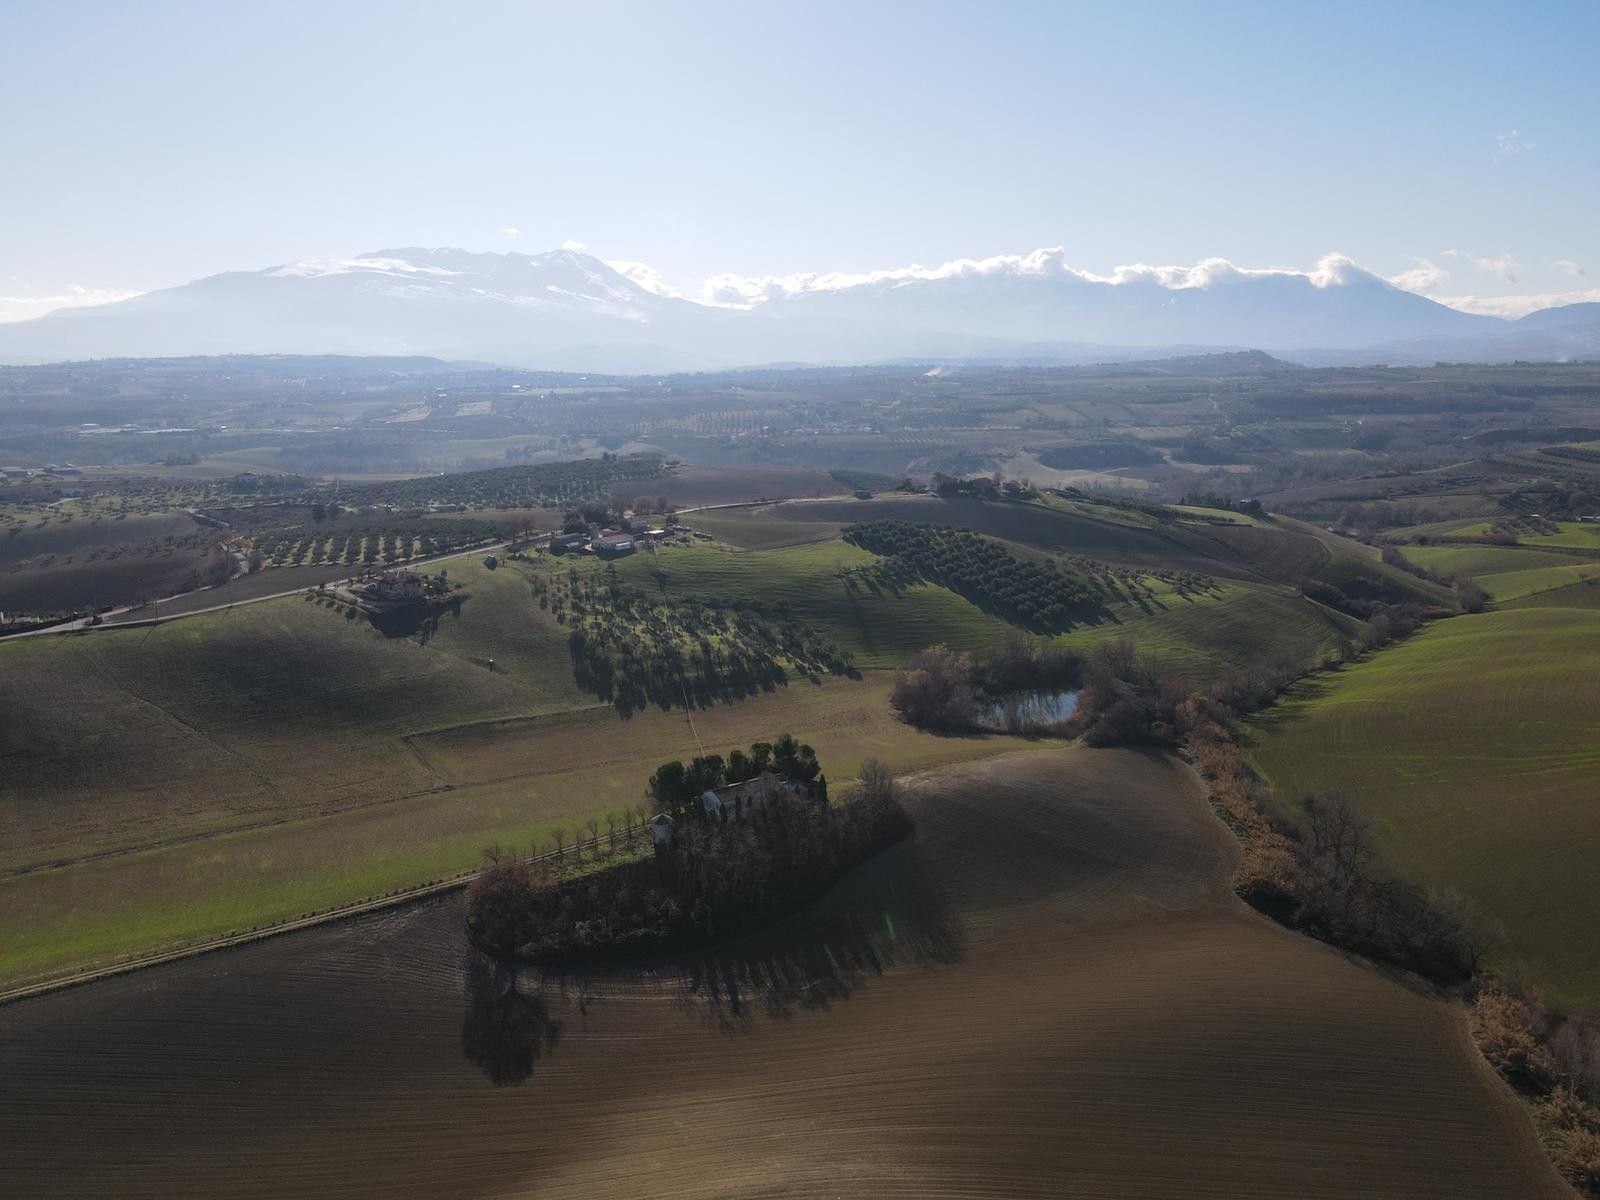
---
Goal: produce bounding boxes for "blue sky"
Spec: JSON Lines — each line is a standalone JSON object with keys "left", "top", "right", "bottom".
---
{"left": 2, "top": 0, "right": 1596, "bottom": 319}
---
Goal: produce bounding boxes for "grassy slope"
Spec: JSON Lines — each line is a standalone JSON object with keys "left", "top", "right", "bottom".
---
{"left": 1200, "top": 515, "right": 1456, "bottom": 606}
{"left": 1248, "top": 607, "right": 1600, "bottom": 1007}
{"left": 1402, "top": 544, "right": 1577, "bottom": 578}
{"left": 619, "top": 533, "right": 1354, "bottom": 675}
{"left": 1512, "top": 521, "right": 1600, "bottom": 550}
{"left": 1503, "top": 578, "right": 1600, "bottom": 610}
{"left": 612, "top": 538, "right": 1016, "bottom": 667}
{"left": 0, "top": 503, "right": 1387, "bottom": 989}
{"left": 0, "top": 674, "right": 1039, "bottom": 990}
{"left": 1477, "top": 559, "right": 1600, "bottom": 600}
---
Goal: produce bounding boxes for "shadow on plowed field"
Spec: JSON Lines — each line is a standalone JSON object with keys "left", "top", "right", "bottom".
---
{"left": 0, "top": 747, "right": 1568, "bottom": 1199}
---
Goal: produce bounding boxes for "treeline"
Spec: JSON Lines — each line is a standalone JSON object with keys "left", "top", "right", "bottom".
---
{"left": 889, "top": 635, "right": 1083, "bottom": 733}
{"left": 1042, "top": 636, "right": 1497, "bottom": 980}
{"left": 928, "top": 473, "right": 1038, "bottom": 500}
{"left": 843, "top": 520, "right": 1105, "bottom": 631}
{"left": 1187, "top": 668, "right": 1600, "bottom": 1187}
{"left": 1375, "top": 546, "right": 1487, "bottom": 612}
{"left": 1470, "top": 989, "right": 1600, "bottom": 1189}
{"left": 467, "top": 760, "right": 912, "bottom": 961}
{"left": 647, "top": 733, "right": 824, "bottom": 814}
{"left": 1295, "top": 580, "right": 1440, "bottom": 648}
{"left": 337, "top": 453, "right": 668, "bottom": 510}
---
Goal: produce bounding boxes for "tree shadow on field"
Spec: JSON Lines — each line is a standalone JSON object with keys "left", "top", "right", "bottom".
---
{"left": 366, "top": 597, "right": 466, "bottom": 643}
{"left": 461, "top": 954, "right": 564, "bottom": 1086}
{"left": 668, "top": 838, "right": 965, "bottom": 1032}
{"left": 1239, "top": 673, "right": 1340, "bottom": 741}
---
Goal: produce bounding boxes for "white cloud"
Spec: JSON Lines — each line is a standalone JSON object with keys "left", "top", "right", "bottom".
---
{"left": 1554, "top": 258, "right": 1586, "bottom": 276}
{"left": 1496, "top": 129, "right": 1534, "bottom": 156}
{"left": 561, "top": 239, "right": 588, "bottom": 252}
{"left": 694, "top": 248, "right": 1385, "bottom": 308}
{"left": 1476, "top": 254, "right": 1520, "bottom": 283}
{"left": 606, "top": 259, "right": 682, "bottom": 299}
{"left": 1431, "top": 289, "right": 1600, "bottom": 318}
{"left": 1389, "top": 258, "right": 1450, "bottom": 293}
{"left": 499, "top": 226, "right": 521, "bottom": 237}
{"left": 0, "top": 285, "right": 144, "bottom": 324}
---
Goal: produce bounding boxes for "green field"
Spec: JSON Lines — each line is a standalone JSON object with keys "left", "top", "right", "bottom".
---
{"left": 1513, "top": 520, "right": 1600, "bottom": 550}
{"left": 1248, "top": 606, "right": 1600, "bottom": 1007}
{"left": 1502, "top": 577, "right": 1600, "bottom": 610}
{"left": 0, "top": 672, "right": 1038, "bottom": 990}
{"left": 1401, "top": 543, "right": 1577, "bottom": 578}
{"left": 1477, "top": 559, "right": 1600, "bottom": 600}
{"left": 622, "top": 530, "right": 1356, "bottom": 675}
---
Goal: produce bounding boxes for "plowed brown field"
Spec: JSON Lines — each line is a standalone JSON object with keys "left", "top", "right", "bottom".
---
{"left": 0, "top": 748, "right": 1567, "bottom": 1198}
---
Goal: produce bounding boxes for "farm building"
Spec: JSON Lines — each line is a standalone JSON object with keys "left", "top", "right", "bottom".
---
{"left": 335, "top": 569, "right": 458, "bottom": 614}
{"left": 648, "top": 812, "right": 675, "bottom": 847}
{"left": 593, "top": 532, "right": 636, "bottom": 556}
{"left": 699, "top": 771, "right": 807, "bottom": 817}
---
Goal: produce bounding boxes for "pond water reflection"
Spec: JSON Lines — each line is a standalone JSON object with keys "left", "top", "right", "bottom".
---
{"left": 976, "top": 688, "right": 1080, "bottom": 733}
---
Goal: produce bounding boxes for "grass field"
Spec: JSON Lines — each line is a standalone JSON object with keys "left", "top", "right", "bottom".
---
{"left": 1513, "top": 520, "right": 1600, "bottom": 550}
{"left": 1477, "top": 559, "right": 1600, "bottom": 600}
{"left": 0, "top": 668, "right": 1040, "bottom": 991}
{"left": 1504, "top": 577, "right": 1600, "bottom": 610}
{"left": 1402, "top": 543, "right": 1578, "bottom": 578}
{"left": 1248, "top": 607, "right": 1600, "bottom": 1008}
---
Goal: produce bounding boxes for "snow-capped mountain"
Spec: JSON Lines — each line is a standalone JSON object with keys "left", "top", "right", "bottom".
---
{"left": 2, "top": 246, "right": 1596, "bottom": 370}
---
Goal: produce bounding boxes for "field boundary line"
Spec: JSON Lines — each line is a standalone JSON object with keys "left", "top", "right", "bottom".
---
{"left": 0, "top": 827, "right": 642, "bottom": 1008}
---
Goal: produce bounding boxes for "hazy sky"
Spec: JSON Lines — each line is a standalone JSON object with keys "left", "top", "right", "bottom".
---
{"left": 3, "top": 0, "right": 1596, "bottom": 319}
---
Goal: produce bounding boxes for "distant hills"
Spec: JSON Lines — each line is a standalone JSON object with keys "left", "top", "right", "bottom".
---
{"left": 3, "top": 246, "right": 1598, "bottom": 371}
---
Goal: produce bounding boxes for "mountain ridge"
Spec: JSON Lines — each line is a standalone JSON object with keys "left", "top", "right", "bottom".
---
{"left": 2, "top": 246, "right": 1597, "bottom": 371}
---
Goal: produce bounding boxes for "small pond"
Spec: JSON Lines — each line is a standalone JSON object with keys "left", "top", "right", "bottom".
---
{"left": 977, "top": 688, "right": 1080, "bottom": 734}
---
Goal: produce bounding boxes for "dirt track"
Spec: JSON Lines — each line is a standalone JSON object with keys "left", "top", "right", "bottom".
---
{"left": 0, "top": 748, "right": 1569, "bottom": 1198}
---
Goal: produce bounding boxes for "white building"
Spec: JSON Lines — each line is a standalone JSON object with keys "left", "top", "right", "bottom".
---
{"left": 648, "top": 812, "right": 675, "bottom": 847}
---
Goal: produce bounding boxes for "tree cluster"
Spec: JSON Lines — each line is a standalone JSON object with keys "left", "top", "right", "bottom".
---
{"left": 925, "top": 472, "right": 1038, "bottom": 500}
{"left": 467, "top": 760, "right": 913, "bottom": 962}
{"left": 888, "top": 635, "right": 1084, "bottom": 733}
{"left": 647, "top": 732, "right": 823, "bottom": 814}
